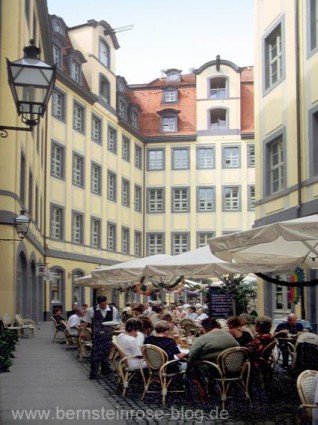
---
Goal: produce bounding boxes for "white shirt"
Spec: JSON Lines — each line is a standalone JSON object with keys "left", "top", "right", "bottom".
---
{"left": 116, "top": 333, "right": 146, "bottom": 369}
{"left": 195, "top": 313, "right": 209, "bottom": 323}
{"left": 67, "top": 314, "right": 80, "bottom": 335}
{"left": 83, "top": 304, "right": 119, "bottom": 324}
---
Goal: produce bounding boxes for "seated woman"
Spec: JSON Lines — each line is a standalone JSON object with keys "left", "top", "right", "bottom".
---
{"left": 227, "top": 316, "right": 253, "bottom": 346}
{"left": 136, "top": 317, "right": 154, "bottom": 346}
{"left": 52, "top": 308, "right": 66, "bottom": 332}
{"left": 247, "top": 315, "right": 274, "bottom": 369}
{"left": 144, "top": 320, "right": 188, "bottom": 371}
{"left": 116, "top": 318, "right": 146, "bottom": 369}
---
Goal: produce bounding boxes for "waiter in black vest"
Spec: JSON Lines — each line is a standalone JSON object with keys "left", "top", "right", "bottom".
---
{"left": 82, "top": 295, "right": 119, "bottom": 379}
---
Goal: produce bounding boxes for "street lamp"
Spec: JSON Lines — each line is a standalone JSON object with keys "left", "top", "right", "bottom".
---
{"left": 0, "top": 210, "right": 31, "bottom": 241}
{"left": 0, "top": 39, "right": 56, "bottom": 138}
{"left": 14, "top": 210, "right": 31, "bottom": 240}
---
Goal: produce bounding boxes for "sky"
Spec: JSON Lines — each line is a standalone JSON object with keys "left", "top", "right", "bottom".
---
{"left": 47, "top": 0, "right": 254, "bottom": 85}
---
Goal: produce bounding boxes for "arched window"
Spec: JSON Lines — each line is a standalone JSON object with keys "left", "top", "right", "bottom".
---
{"left": 99, "top": 75, "right": 110, "bottom": 104}
{"left": 209, "top": 76, "right": 228, "bottom": 98}
{"left": 99, "top": 39, "right": 110, "bottom": 68}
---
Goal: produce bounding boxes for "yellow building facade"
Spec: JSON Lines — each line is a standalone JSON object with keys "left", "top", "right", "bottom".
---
{"left": 254, "top": 0, "right": 318, "bottom": 325}
{"left": 0, "top": 0, "right": 255, "bottom": 321}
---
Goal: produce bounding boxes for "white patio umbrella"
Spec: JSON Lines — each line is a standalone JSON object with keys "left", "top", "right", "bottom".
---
{"left": 208, "top": 214, "right": 318, "bottom": 270}
{"left": 91, "top": 254, "right": 172, "bottom": 281}
{"left": 143, "top": 245, "right": 295, "bottom": 279}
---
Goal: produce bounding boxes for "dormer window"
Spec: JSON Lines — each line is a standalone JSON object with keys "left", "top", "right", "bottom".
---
{"left": 209, "top": 77, "right": 228, "bottom": 98}
{"left": 167, "top": 72, "right": 180, "bottom": 82}
{"left": 54, "top": 21, "right": 64, "bottom": 36}
{"left": 71, "top": 60, "right": 80, "bottom": 83}
{"left": 99, "top": 39, "right": 110, "bottom": 68}
{"left": 158, "top": 108, "right": 180, "bottom": 133}
{"left": 52, "top": 44, "right": 61, "bottom": 68}
{"left": 163, "top": 87, "right": 178, "bottom": 103}
{"left": 119, "top": 100, "right": 127, "bottom": 119}
{"left": 131, "top": 110, "right": 138, "bottom": 128}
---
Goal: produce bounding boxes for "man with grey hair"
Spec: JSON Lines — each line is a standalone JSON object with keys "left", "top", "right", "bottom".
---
{"left": 274, "top": 313, "right": 304, "bottom": 368}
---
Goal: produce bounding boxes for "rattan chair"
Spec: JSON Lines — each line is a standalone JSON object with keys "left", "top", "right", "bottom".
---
{"left": 78, "top": 328, "right": 92, "bottom": 360}
{"left": 15, "top": 314, "right": 35, "bottom": 337}
{"left": 1, "top": 314, "right": 22, "bottom": 335}
{"left": 202, "top": 346, "right": 251, "bottom": 409}
{"left": 141, "top": 344, "right": 187, "bottom": 404}
{"left": 180, "top": 318, "right": 200, "bottom": 338}
{"left": 258, "top": 339, "right": 277, "bottom": 382}
{"left": 296, "top": 369, "right": 318, "bottom": 422}
{"left": 111, "top": 341, "right": 145, "bottom": 396}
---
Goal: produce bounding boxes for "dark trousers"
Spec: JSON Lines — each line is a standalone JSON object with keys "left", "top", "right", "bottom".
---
{"left": 90, "top": 332, "right": 112, "bottom": 377}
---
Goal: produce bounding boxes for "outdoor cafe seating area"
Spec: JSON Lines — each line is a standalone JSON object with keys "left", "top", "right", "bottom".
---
{"left": 49, "top": 308, "right": 318, "bottom": 424}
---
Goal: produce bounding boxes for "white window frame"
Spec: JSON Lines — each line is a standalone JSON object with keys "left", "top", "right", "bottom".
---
{"left": 135, "top": 185, "right": 142, "bottom": 212}
{"left": 122, "top": 136, "right": 130, "bottom": 161}
{"left": 270, "top": 137, "right": 285, "bottom": 194}
{"left": 223, "top": 186, "right": 240, "bottom": 211}
{"left": 52, "top": 90, "right": 64, "bottom": 120}
{"left": 51, "top": 206, "right": 63, "bottom": 240}
{"left": 107, "top": 223, "right": 116, "bottom": 251}
{"left": 197, "top": 147, "right": 214, "bottom": 169}
{"left": 135, "top": 231, "right": 142, "bottom": 257}
{"left": 108, "top": 126, "right": 117, "bottom": 153}
{"left": 198, "top": 187, "right": 214, "bottom": 212}
{"left": 72, "top": 212, "right": 83, "bottom": 244}
{"left": 148, "top": 188, "right": 164, "bottom": 213}
{"left": 99, "top": 39, "right": 110, "bottom": 68}
{"left": 107, "top": 171, "right": 116, "bottom": 201}
{"left": 72, "top": 154, "right": 84, "bottom": 187}
{"left": 122, "top": 179, "right": 130, "bottom": 207}
{"left": 73, "top": 103, "right": 84, "bottom": 133}
{"left": 91, "top": 115, "right": 102, "bottom": 144}
{"left": 71, "top": 60, "right": 80, "bottom": 83}
{"left": 51, "top": 143, "right": 64, "bottom": 178}
{"left": 122, "top": 227, "right": 130, "bottom": 254}
{"left": 172, "top": 233, "right": 189, "bottom": 255}
{"left": 223, "top": 146, "right": 240, "bottom": 168}
{"left": 148, "top": 233, "right": 164, "bottom": 255}
{"left": 91, "top": 163, "right": 101, "bottom": 195}
{"left": 172, "top": 148, "right": 189, "bottom": 170}
{"left": 162, "top": 116, "right": 177, "bottom": 132}
{"left": 148, "top": 149, "right": 164, "bottom": 170}
{"left": 172, "top": 188, "right": 189, "bottom": 212}
{"left": 91, "top": 218, "right": 101, "bottom": 248}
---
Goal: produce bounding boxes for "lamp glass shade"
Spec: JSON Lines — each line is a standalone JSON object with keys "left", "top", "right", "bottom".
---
{"left": 14, "top": 210, "right": 31, "bottom": 240}
{"left": 6, "top": 56, "right": 56, "bottom": 118}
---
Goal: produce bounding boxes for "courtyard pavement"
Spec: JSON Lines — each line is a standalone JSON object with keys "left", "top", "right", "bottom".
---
{"left": 0, "top": 322, "right": 308, "bottom": 425}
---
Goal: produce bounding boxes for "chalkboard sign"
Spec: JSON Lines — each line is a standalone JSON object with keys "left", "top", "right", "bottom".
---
{"left": 208, "top": 286, "right": 233, "bottom": 318}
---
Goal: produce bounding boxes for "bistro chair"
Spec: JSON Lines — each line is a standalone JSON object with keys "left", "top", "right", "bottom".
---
{"left": 141, "top": 344, "right": 187, "bottom": 405}
{"left": 180, "top": 318, "right": 200, "bottom": 338}
{"left": 111, "top": 341, "right": 145, "bottom": 397}
{"left": 201, "top": 346, "right": 251, "bottom": 410}
{"left": 15, "top": 313, "right": 35, "bottom": 337}
{"left": 78, "top": 327, "right": 92, "bottom": 361}
{"left": 257, "top": 339, "right": 278, "bottom": 382}
{"left": 296, "top": 369, "right": 318, "bottom": 423}
{"left": 0, "top": 314, "right": 22, "bottom": 335}
{"left": 292, "top": 333, "right": 318, "bottom": 373}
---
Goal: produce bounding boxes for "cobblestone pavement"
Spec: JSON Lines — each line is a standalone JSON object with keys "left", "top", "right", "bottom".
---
{"left": 64, "top": 345, "right": 308, "bottom": 425}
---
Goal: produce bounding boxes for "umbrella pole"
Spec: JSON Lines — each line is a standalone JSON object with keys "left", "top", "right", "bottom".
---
{"left": 300, "top": 287, "right": 305, "bottom": 319}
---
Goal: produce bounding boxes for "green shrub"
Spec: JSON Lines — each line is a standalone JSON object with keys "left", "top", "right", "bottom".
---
{"left": 0, "top": 329, "right": 18, "bottom": 372}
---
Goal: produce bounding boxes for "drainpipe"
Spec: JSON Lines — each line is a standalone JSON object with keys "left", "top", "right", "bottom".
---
{"left": 294, "top": 0, "right": 305, "bottom": 319}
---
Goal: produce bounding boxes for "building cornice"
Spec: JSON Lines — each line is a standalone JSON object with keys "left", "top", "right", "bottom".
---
{"left": 56, "top": 69, "right": 98, "bottom": 104}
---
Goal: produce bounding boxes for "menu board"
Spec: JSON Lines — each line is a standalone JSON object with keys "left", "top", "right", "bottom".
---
{"left": 209, "top": 286, "right": 233, "bottom": 318}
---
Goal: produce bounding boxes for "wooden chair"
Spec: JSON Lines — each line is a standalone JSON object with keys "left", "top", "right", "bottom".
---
{"left": 202, "top": 346, "right": 251, "bottom": 410}
{"left": 63, "top": 327, "right": 79, "bottom": 348}
{"left": 141, "top": 344, "right": 187, "bottom": 405}
{"left": 111, "top": 341, "right": 145, "bottom": 396}
{"left": 296, "top": 369, "right": 318, "bottom": 423}
{"left": 15, "top": 314, "right": 35, "bottom": 337}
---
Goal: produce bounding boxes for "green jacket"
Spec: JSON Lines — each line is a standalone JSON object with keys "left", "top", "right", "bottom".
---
{"left": 188, "top": 329, "right": 239, "bottom": 363}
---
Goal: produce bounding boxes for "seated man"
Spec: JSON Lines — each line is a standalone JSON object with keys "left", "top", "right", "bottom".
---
{"left": 67, "top": 310, "right": 81, "bottom": 336}
{"left": 274, "top": 313, "right": 303, "bottom": 368}
{"left": 187, "top": 318, "right": 239, "bottom": 397}
{"left": 52, "top": 308, "right": 66, "bottom": 332}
